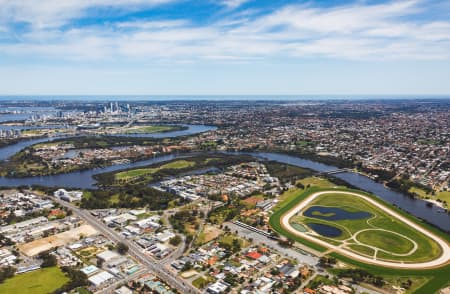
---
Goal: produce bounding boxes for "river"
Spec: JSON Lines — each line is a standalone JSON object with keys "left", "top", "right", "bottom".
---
{"left": 0, "top": 124, "right": 217, "bottom": 161}
{"left": 248, "top": 152, "right": 450, "bottom": 232}
{"left": 0, "top": 106, "right": 59, "bottom": 122}
{"left": 0, "top": 127, "right": 449, "bottom": 232}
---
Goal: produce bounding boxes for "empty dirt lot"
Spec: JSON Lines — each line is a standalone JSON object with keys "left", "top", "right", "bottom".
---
{"left": 19, "top": 224, "right": 98, "bottom": 257}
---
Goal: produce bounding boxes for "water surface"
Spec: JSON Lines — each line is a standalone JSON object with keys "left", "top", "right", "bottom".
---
{"left": 307, "top": 223, "right": 342, "bottom": 237}
{"left": 304, "top": 206, "right": 372, "bottom": 221}
{"left": 0, "top": 141, "right": 449, "bottom": 231}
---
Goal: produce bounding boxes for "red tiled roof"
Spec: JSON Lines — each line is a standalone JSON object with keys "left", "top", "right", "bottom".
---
{"left": 246, "top": 251, "right": 262, "bottom": 260}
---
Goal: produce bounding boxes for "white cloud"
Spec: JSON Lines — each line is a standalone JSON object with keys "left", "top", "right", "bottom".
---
{"left": 0, "top": 0, "right": 449, "bottom": 62}
{"left": 220, "top": 0, "right": 250, "bottom": 9}
{"left": 116, "top": 20, "right": 189, "bottom": 30}
{"left": 0, "top": 0, "right": 176, "bottom": 28}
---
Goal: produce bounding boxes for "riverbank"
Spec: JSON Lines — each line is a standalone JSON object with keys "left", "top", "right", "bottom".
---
{"left": 266, "top": 148, "right": 448, "bottom": 207}
{"left": 0, "top": 137, "right": 449, "bottom": 232}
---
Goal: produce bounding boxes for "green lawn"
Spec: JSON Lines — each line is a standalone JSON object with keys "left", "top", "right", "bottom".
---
{"left": 115, "top": 160, "right": 195, "bottom": 181}
{"left": 383, "top": 276, "right": 430, "bottom": 294}
{"left": 204, "top": 157, "right": 219, "bottom": 164}
{"left": 124, "top": 125, "right": 177, "bottom": 134}
{"left": 77, "top": 287, "right": 92, "bottom": 294}
{"left": 347, "top": 244, "right": 375, "bottom": 257}
{"left": 218, "top": 233, "right": 250, "bottom": 248}
{"left": 115, "top": 167, "right": 158, "bottom": 180}
{"left": 409, "top": 187, "right": 450, "bottom": 206}
{"left": 297, "top": 177, "right": 338, "bottom": 189}
{"left": 160, "top": 160, "right": 195, "bottom": 170}
{"left": 192, "top": 276, "right": 215, "bottom": 289}
{"left": 273, "top": 188, "right": 304, "bottom": 210}
{"left": 437, "top": 191, "right": 450, "bottom": 204}
{"left": 82, "top": 190, "right": 93, "bottom": 200}
{"left": 0, "top": 267, "right": 69, "bottom": 294}
{"left": 274, "top": 177, "right": 339, "bottom": 210}
{"left": 356, "top": 230, "right": 414, "bottom": 255}
{"left": 306, "top": 275, "right": 337, "bottom": 289}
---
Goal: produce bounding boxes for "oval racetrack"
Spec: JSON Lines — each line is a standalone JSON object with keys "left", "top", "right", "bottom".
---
{"left": 280, "top": 190, "right": 450, "bottom": 269}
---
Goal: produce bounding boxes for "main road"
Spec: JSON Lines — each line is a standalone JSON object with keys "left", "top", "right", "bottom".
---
{"left": 51, "top": 196, "right": 199, "bottom": 294}
{"left": 280, "top": 190, "right": 450, "bottom": 269}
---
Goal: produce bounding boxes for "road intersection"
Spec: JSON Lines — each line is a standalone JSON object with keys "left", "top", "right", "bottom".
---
{"left": 51, "top": 196, "right": 199, "bottom": 294}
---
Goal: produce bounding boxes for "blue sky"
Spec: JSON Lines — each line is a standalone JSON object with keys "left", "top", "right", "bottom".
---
{"left": 0, "top": 0, "right": 450, "bottom": 95}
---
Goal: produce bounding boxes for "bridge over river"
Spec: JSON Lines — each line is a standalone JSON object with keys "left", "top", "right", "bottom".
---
{"left": 321, "top": 168, "right": 354, "bottom": 175}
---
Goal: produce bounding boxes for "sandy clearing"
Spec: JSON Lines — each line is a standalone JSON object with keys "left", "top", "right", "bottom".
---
{"left": 199, "top": 225, "right": 222, "bottom": 244}
{"left": 280, "top": 190, "right": 450, "bottom": 269}
{"left": 19, "top": 224, "right": 98, "bottom": 257}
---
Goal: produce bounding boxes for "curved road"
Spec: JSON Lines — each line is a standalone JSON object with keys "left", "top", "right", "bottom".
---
{"left": 280, "top": 190, "right": 450, "bottom": 269}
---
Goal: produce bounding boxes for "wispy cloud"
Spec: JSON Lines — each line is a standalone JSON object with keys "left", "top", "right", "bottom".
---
{"left": 0, "top": 0, "right": 449, "bottom": 62}
{"left": 220, "top": 0, "right": 251, "bottom": 9}
{"left": 0, "top": 0, "right": 176, "bottom": 28}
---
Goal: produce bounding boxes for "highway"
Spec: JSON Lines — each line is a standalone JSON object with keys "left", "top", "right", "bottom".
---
{"left": 51, "top": 197, "right": 199, "bottom": 294}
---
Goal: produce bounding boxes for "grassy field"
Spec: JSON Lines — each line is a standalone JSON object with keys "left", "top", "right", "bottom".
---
{"left": 76, "top": 287, "right": 91, "bottom": 294}
{"left": 347, "top": 244, "right": 376, "bottom": 257}
{"left": 123, "top": 125, "right": 178, "bottom": 134}
{"left": 306, "top": 274, "right": 337, "bottom": 289}
{"left": 265, "top": 161, "right": 314, "bottom": 182}
{"left": 288, "top": 191, "right": 442, "bottom": 263}
{"left": 273, "top": 177, "right": 337, "bottom": 211}
{"left": 269, "top": 186, "right": 450, "bottom": 293}
{"left": 195, "top": 225, "right": 223, "bottom": 245}
{"left": 115, "top": 159, "right": 195, "bottom": 181}
{"left": 356, "top": 230, "right": 414, "bottom": 254}
{"left": 297, "top": 177, "right": 339, "bottom": 188}
{"left": 218, "top": 233, "right": 250, "bottom": 248}
{"left": 409, "top": 187, "right": 450, "bottom": 205}
{"left": 192, "top": 275, "right": 215, "bottom": 289}
{"left": 0, "top": 267, "right": 69, "bottom": 294}
{"left": 437, "top": 191, "right": 450, "bottom": 203}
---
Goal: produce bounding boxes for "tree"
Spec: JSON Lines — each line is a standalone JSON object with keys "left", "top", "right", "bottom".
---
{"left": 0, "top": 266, "right": 16, "bottom": 283}
{"left": 0, "top": 233, "right": 15, "bottom": 246}
{"left": 287, "top": 237, "right": 294, "bottom": 246}
{"left": 54, "top": 267, "right": 88, "bottom": 294}
{"left": 232, "top": 238, "right": 241, "bottom": 253}
{"left": 181, "top": 261, "right": 192, "bottom": 272}
{"left": 97, "top": 258, "right": 104, "bottom": 268}
{"left": 169, "top": 235, "right": 182, "bottom": 246}
{"left": 117, "top": 242, "right": 129, "bottom": 255}
{"left": 373, "top": 276, "right": 385, "bottom": 287}
{"left": 224, "top": 273, "right": 238, "bottom": 286}
{"left": 39, "top": 251, "right": 57, "bottom": 268}
{"left": 270, "top": 268, "right": 280, "bottom": 275}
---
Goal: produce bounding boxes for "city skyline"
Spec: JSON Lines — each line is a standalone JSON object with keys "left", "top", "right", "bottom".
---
{"left": 1, "top": 0, "right": 450, "bottom": 95}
